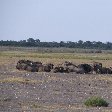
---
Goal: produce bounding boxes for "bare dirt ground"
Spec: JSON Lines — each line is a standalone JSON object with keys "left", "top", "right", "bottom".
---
{"left": 0, "top": 57, "right": 112, "bottom": 112}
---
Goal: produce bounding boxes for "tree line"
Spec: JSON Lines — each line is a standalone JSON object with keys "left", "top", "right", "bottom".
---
{"left": 0, "top": 38, "right": 112, "bottom": 50}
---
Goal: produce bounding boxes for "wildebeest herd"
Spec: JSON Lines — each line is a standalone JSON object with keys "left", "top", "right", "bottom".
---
{"left": 16, "top": 60, "right": 112, "bottom": 74}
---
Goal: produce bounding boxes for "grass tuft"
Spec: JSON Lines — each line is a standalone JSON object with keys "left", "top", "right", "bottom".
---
{"left": 84, "top": 96, "right": 109, "bottom": 107}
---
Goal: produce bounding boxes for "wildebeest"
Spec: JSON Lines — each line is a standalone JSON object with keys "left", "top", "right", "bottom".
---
{"left": 78, "top": 64, "right": 93, "bottom": 74}
{"left": 92, "top": 62, "right": 102, "bottom": 74}
{"left": 63, "top": 61, "right": 74, "bottom": 66}
{"left": 53, "top": 66, "right": 64, "bottom": 73}
{"left": 101, "top": 67, "right": 112, "bottom": 74}
{"left": 16, "top": 60, "right": 42, "bottom": 72}
{"left": 38, "top": 63, "right": 54, "bottom": 72}
{"left": 16, "top": 60, "right": 112, "bottom": 74}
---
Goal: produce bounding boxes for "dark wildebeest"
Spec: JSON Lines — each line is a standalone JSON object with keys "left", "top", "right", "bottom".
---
{"left": 78, "top": 64, "right": 93, "bottom": 74}
{"left": 101, "top": 67, "right": 112, "bottom": 74}
{"left": 16, "top": 60, "right": 42, "bottom": 72}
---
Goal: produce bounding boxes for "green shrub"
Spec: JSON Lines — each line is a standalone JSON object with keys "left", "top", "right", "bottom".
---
{"left": 84, "top": 97, "right": 109, "bottom": 107}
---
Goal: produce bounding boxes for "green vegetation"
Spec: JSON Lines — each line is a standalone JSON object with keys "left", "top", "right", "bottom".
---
{"left": 0, "top": 38, "right": 112, "bottom": 50}
{"left": 84, "top": 97, "right": 109, "bottom": 107}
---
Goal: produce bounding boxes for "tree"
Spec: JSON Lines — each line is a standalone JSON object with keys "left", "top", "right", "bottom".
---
{"left": 35, "top": 39, "right": 40, "bottom": 43}
{"left": 83, "top": 41, "right": 92, "bottom": 48}
{"left": 27, "top": 38, "right": 35, "bottom": 43}
{"left": 60, "top": 41, "right": 66, "bottom": 47}
{"left": 77, "top": 40, "right": 83, "bottom": 48}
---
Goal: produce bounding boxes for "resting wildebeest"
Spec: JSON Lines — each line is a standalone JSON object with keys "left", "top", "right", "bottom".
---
{"left": 38, "top": 63, "right": 54, "bottom": 72}
{"left": 16, "top": 63, "right": 28, "bottom": 70}
{"left": 63, "top": 61, "right": 74, "bottom": 66}
{"left": 72, "top": 66, "right": 85, "bottom": 74}
{"left": 16, "top": 60, "right": 42, "bottom": 72}
{"left": 25, "top": 65, "right": 37, "bottom": 72}
{"left": 53, "top": 62, "right": 76, "bottom": 73}
{"left": 16, "top": 60, "right": 28, "bottom": 70}
{"left": 101, "top": 67, "right": 112, "bottom": 74}
{"left": 53, "top": 66, "right": 64, "bottom": 73}
{"left": 92, "top": 62, "right": 102, "bottom": 74}
{"left": 78, "top": 64, "right": 93, "bottom": 74}
{"left": 16, "top": 60, "right": 112, "bottom": 74}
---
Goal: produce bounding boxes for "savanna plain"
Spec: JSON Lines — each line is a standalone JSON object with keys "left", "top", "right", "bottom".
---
{"left": 0, "top": 47, "right": 112, "bottom": 112}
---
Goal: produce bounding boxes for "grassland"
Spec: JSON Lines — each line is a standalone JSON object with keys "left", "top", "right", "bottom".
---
{"left": 0, "top": 47, "right": 112, "bottom": 112}
{"left": 1, "top": 49, "right": 112, "bottom": 67}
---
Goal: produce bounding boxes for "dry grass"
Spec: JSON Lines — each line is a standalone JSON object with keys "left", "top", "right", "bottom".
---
{"left": 1, "top": 51, "right": 112, "bottom": 60}
{"left": 1, "top": 51, "right": 112, "bottom": 67}
{"left": 0, "top": 77, "right": 41, "bottom": 84}
{"left": 0, "top": 48, "right": 112, "bottom": 112}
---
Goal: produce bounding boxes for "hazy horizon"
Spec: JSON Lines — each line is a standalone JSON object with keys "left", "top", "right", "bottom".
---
{"left": 0, "top": 0, "right": 112, "bottom": 42}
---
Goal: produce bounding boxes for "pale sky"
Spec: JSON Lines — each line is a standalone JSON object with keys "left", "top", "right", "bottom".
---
{"left": 0, "top": 0, "right": 112, "bottom": 42}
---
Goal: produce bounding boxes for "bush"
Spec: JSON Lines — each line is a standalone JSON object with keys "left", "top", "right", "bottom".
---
{"left": 84, "top": 97, "right": 109, "bottom": 107}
